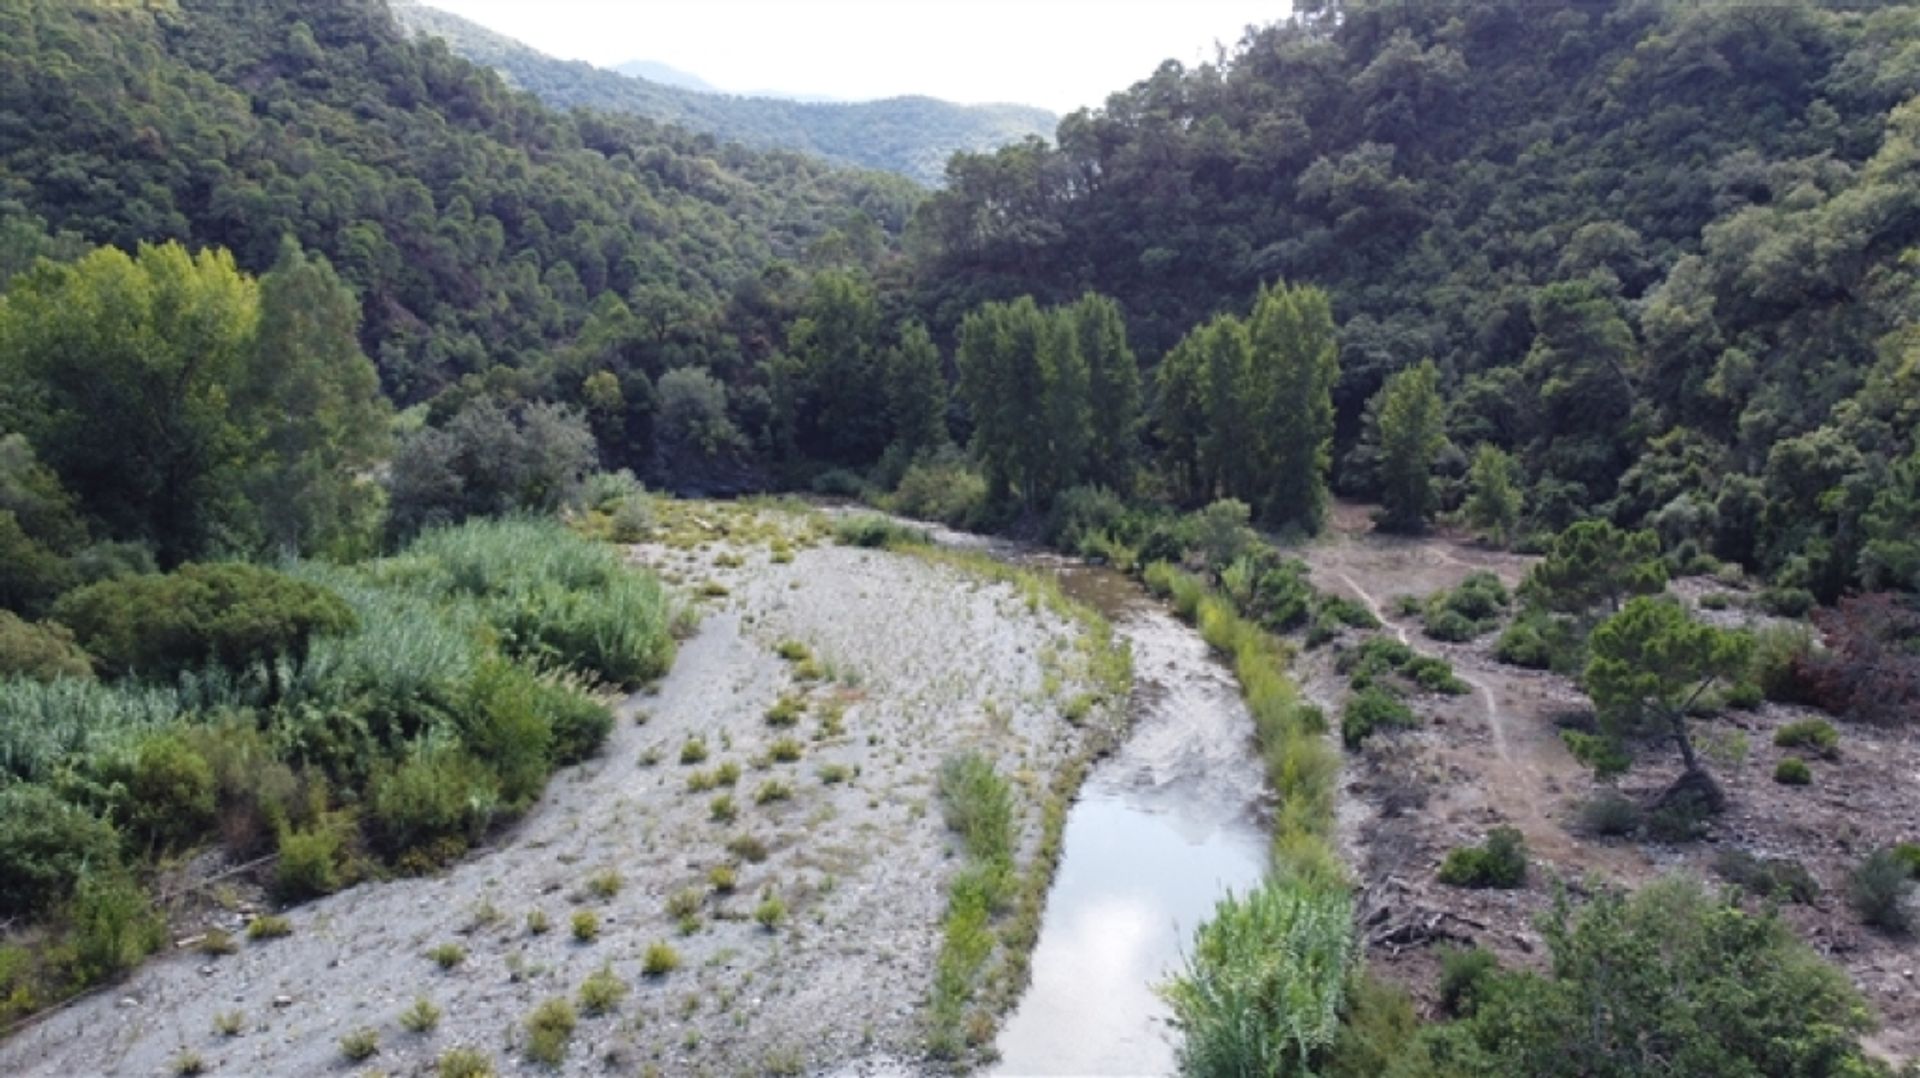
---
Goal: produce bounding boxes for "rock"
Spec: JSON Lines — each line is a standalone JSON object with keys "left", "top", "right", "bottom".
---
{"left": 272, "top": 995, "right": 293, "bottom": 1008}
{"left": 175, "top": 935, "right": 205, "bottom": 950}
{"left": 117, "top": 997, "right": 138, "bottom": 1009}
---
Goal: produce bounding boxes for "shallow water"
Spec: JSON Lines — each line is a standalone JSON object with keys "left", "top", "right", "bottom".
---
{"left": 990, "top": 564, "right": 1270, "bottom": 1077}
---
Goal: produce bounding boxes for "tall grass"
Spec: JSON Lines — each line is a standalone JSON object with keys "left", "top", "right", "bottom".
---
{"left": 929, "top": 751, "right": 1016, "bottom": 1059}
{"left": 0, "top": 678, "right": 181, "bottom": 782}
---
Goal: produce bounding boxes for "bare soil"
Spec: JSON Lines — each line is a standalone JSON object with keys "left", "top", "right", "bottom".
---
{"left": 0, "top": 506, "right": 1113, "bottom": 1077}
{"left": 1296, "top": 503, "right": 1919, "bottom": 1062}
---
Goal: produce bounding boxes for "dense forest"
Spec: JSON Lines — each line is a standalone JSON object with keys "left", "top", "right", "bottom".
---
{"left": 388, "top": 1, "right": 1059, "bottom": 187}
{"left": 3, "top": 0, "right": 1919, "bottom": 1070}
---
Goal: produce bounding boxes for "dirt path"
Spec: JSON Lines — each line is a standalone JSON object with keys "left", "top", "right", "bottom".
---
{"left": 0, "top": 509, "right": 1113, "bottom": 1078}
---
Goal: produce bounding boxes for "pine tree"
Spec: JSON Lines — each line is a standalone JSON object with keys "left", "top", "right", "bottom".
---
{"left": 1374, "top": 359, "right": 1447, "bottom": 533}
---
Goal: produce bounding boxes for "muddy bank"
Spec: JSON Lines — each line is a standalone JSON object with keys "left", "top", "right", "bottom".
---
{"left": 0, "top": 509, "right": 1114, "bottom": 1077}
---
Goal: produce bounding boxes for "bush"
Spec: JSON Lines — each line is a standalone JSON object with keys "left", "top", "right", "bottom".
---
{"left": 808, "top": 468, "right": 869, "bottom": 498}
{"left": 1644, "top": 790, "right": 1711, "bottom": 843}
{"left": 1573, "top": 792, "right": 1642, "bottom": 837}
{"left": 458, "top": 660, "right": 552, "bottom": 806}
{"left": 1773, "top": 718, "right": 1838, "bottom": 758}
{"left": 1751, "top": 624, "right": 1817, "bottom": 703}
{"left": 641, "top": 940, "right": 680, "bottom": 976}
{"left": 1773, "top": 756, "right": 1812, "bottom": 785}
{"left": 832, "top": 514, "right": 928, "bottom": 548}
{"left": 1437, "top": 946, "right": 1499, "bottom": 1017}
{"left": 1403, "top": 655, "right": 1470, "bottom": 695}
{"left": 1423, "top": 609, "right": 1479, "bottom": 642}
{"left": 1893, "top": 842, "right": 1920, "bottom": 879}
{"left": 52, "top": 563, "right": 355, "bottom": 680}
{"left": 1758, "top": 586, "right": 1816, "bottom": 618}
{"left": 885, "top": 454, "right": 987, "bottom": 528}
{"left": 936, "top": 752, "right": 1013, "bottom": 867}
{"left": 0, "top": 611, "right": 93, "bottom": 682}
{"left": 577, "top": 965, "right": 627, "bottom": 1014}
{"left": 754, "top": 893, "right": 788, "bottom": 930}
{"left": 1046, "top": 485, "right": 1131, "bottom": 556}
{"left": 1714, "top": 849, "right": 1819, "bottom": 904}
{"left": 1849, "top": 850, "right": 1915, "bottom": 933}
{"left": 0, "top": 785, "right": 120, "bottom": 915}
{"left": 1438, "top": 827, "right": 1527, "bottom": 889}
{"left": 367, "top": 736, "right": 499, "bottom": 858}
{"left": 275, "top": 820, "right": 346, "bottom": 901}
{"left": 524, "top": 996, "right": 577, "bottom": 1065}
{"left": 65, "top": 871, "right": 165, "bottom": 986}
{"left": 111, "top": 732, "right": 216, "bottom": 848}
{"left": 1341, "top": 688, "right": 1416, "bottom": 749}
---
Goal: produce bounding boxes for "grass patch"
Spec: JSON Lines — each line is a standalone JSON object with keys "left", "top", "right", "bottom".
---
{"left": 642, "top": 941, "right": 681, "bottom": 976}
{"left": 400, "top": 995, "right": 442, "bottom": 1032}
{"left": 426, "top": 942, "right": 467, "bottom": 969}
{"left": 570, "top": 909, "right": 599, "bottom": 942}
{"left": 578, "top": 964, "right": 627, "bottom": 1015}
{"left": 928, "top": 751, "right": 1014, "bottom": 1058}
{"left": 247, "top": 914, "right": 291, "bottom": 940}
{"left": 524, "top": 997, "right": 577, "bottom": 1066}
{"left": 339, "top": 1027, "right": 379, "bottom": 1063}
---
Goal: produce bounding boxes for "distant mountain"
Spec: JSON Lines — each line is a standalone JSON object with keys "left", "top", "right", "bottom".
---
{"left": 393, "top": 2, "right": 1056, "bottom": 186}
{"left": 612, "top": 59, "right": 721, "bottom": 94}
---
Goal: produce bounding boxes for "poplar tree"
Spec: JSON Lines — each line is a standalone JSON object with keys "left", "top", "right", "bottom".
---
{"left": 1374, "top": 359, "right": 1446, "bottom": 533}
{"left": 1246, "top": 281, "right": 1339, "bottom": 533}
{"left": 1070, "top": 292, "right": 1141, "bottom": 494}
{"left": 1464, "top": 443, "right": 1523, "bottom": 547}
{"left": 885, "top": 319, "right": 948, "bottom": 461}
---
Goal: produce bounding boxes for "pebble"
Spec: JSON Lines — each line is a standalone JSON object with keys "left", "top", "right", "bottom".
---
{"left": 272, "top": 995, "right": 293, "bottom": 1008}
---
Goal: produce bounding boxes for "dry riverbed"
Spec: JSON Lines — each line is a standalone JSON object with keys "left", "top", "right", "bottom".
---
{"left": 0, "top": 503, "right": 1119, "bottom": 1077}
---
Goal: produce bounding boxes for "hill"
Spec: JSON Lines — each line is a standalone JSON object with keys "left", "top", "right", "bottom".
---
{"left": 391, "top": 1, "right": 1057, "bottom": 186}
{"left": 613, "top": 58, "right": 723, "bottom": 94}
{"left": 0, "top": 0, "right": 921, "bottom": 406}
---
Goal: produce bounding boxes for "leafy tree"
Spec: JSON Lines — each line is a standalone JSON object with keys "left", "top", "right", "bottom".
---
{"left": 1374, "top": 359, "right": 1447, "bottom": 533}
{"left": 1582, "top": 597, "right": 1753, "bottom": 788}
{"left": 787, "top": 271, "right": 883, "bottom": 465}
{"left": 1522, "top": 281, "right": 1638, "bottom": 500}
{"left": 655, "top": 367, "right": 744, "bottom": 466}
{"left": 1860, "top": 443, "right": 1920, "bottom": 592}
{"left": 884, "top": 320, "right": 948, "bottom": 461}
{"left": 1246, "top": 281, "right": 1339, "bottom": 533}
{"left": 1199, "top": 314, "right": 1256, "bottom": 503}
{"left": 1155, "top": 327, "right": 1211, "bottom": 504}
{"left": 1070, "top": 293, "right": 1141, "bottom": 493}
{"left": 240, "top": 239, "right": 390, "bottom": 559}
{"left": 1463, "top": 444, "right": 1523, "bottom": 547}
{"left": 1522, "top": 521, "right": 1667, "bottom": 617}
{"left": 955, "top": 296, "right": 1093, "bottom": 512}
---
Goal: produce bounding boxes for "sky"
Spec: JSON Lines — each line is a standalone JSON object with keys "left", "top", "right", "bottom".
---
{"left": 421, "top": 1, "right": 1288, "bottom": 114}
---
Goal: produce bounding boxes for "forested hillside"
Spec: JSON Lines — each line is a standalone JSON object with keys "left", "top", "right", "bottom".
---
{"left": 388, "top": 1, "right": 1059, "bottom": 187}
{"left": 0, "top": 0, "right": 919, "bottom": 409}
{"left": 913, "top": 0, "right": 1920, "bottom": 599}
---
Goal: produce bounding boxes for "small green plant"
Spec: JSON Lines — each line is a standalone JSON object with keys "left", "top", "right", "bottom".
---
{"left": 1438, "top": 827, "right": 1527, "bottom": 889}
{"left": 708, "top": 864, "right": 738, "bottom": 893}
{"left": 642, "top": 940, "right": 681, "bottom": 976}
{"left": 587, "top": 869, "right": 622, "bottom": 899}
{"left": 1437, "top": 945, "right": 1499, "bottom": 1017}
{"left": 437, "top": 1046, "right": 497, "bottom": 1078}
{"left": 339, "top": 1027, "right": 380, "bottom": 1062}
{"left": 710, "top": 793, "right": 737, "bottom": 823}
{"left": 727, "top": 834, "right": 769, "bottom": 862}
{"left": 427, "top": 942, "right": 467, "bottom": 969}
{"left": 1341, "top": 687, "right": 1417, "bottom": 749}
{"left": 1893, "top": 843, "right": 1920, "bottom": 879}
{"left": 754, "top": 893, "right": 788, "bottom": 931}
{"left": 666, "top": 887, "right": 704, "bottom": 921}
{"left": 697, "top": 580, "right": 729, "bottom": 598}
{"left": 679, "top": 737, "right": 708, "bottom": 765}
{"left": 400, "top": 995, "right": 442, "bottom": 1033}
{"left": 571, "top": 909, "right": 599, "bottom": 942}
{"left": 1773, "top": 756, "right": 1812, "bottom": 785}
{"left": 1573, "top": 792, "right": 1642, "bottom": 837}
{"left": 754, "top": 779, "right": 793, "bottom": 804}
{"left": 768, "top": 737, "right": 803, "bottom": 763}
{"left": 1773, "top": 718, "right": 1839, "bottom": 758}
{"left": 524, "top": 997, "right": 577, "bottom": 1065}
{"left": 247, "top": 914, "right": 292, "bottom": 940}
{"left": 818, "top": 762, "right": 853, "bottom": 785}
{"left": 171, "top": 1051, "right": 205, "bottom": 1076}
{"left": 1713, "top": 849, "right": 1820, "bottom": 904}
{"left": 1849, "top": 849, "right": 1916, "bottom": 933}
{"left": 577, "top": 965, "right": 627, "bottom": 1015}
{"left": 715, "top": 760, "right": 741, "bottom": 785}
{"left": 687, "top": 768, "right": 719, "bottom": 792}
{"left": 197, "top": 928, "right": 237, "bottom": 956}
{"left": 775, "top": 640, "right": 812, "bottom": 663}
{"left": 212, "top": 1010, "right": 245, "bottom": 1036}
{"left": 764, "top": 695, "right": 805, "bottom": 727}
{"left": 526, "top": 909, "right": 550, "bottom": 935}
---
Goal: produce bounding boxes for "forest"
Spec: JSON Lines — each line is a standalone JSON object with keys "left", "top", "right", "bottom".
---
{"left": 1, "top": 0, "right": 1918, "bottom": 1072}
{"left": 386, "top": 0, "right": 1060, "bottom": 188}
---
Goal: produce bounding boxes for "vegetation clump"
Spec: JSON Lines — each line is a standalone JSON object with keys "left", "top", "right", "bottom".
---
{"left": 1437, "top": 827, "right": 1528, "bottom": 889}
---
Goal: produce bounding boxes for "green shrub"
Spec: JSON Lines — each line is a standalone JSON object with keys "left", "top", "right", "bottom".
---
{"left": 1723, "top": 680, "right": 1764, "bottom": 709}
{"left": 1849, "top": 850, "right": 1915, "bottom": 933}
{"left": 437, "top": 1047, "right": 495, "bottom": 1077}
{"left": 1713, "top": 849, "right": 1819, "bottom": 904}
{"left": 1341, "top": 688, "right": 1416, "bottom": 749}
{"left": 1423, "top": 609, "right": 1480, "bottom": 642}
{"left": 524, "top": 996, "right": 577, "bottom": 1065}
{"left": 274, "top": 820, "right": 346, "bottom": 900}
{"left": 1163, "top": 880, "right": 1354, "bottom": 1076}
{"left": 1573, "top": 792, "right": 1641, "bottom": 838}
{"left": 570, "top": 909, "right": 599, "bottom": 941}
{"left": 886, "top": 456, "right": 987, "bottom": 528}
{"left": 1403, "top": 655, "right": 1470, "bottom": 695}
{"left": 0, "top": 784, "right": 120, "bottom": 915}
{"left": 458, "top": 660, "right": 552, "bottom": 806}
{"left": 1892, "top": 843, "right": 1920, "bottom": 879}
{"left": 110, "top": 731, "right": 216, "bottom": 848}
{"left": 426, "top": 942, "right": 466, "bottom": 968}
{"left": 400, "top": 995, "right": 442, "bottom": 1032}
{"left": 533, "top": 673, "right": 612, "bottom": 766}
{"left": 832, "top": 515, "right": 928, "bottom": 549}
{"left": 754, "top": 893, "right": 788, "bottom": 930}
{"left": 1773, "top": 718, "right": 1838, "bottom": 758}
{"left": 1438, "top": 827, "right": 1527, "bottom": 889}
{"left": 1437, "top": 945, "right": 1499, "bottom": 1017}
{"left": 937, "top": 752, "right": 1013, "bottom": 867}
{"left": 65, "top": 871, "right": 165, "bottom": 986}
{"left": 577, "top": 965, "right": 626, "bottom": 1014}
{"left": 1644, "top": 790, "right": 1711, "bottom": 843}
{"left": 753, "top": 779, "right": 793, "bottom": 804}
{"left": 1773, "top": 756, "right": 1812, "bottom": 785}
{"left": 367, "top": 735, "right": 499, "bottom": 858}
{"left": 1751, "top": 624, "right": 1816, "bottom": 703}
{"left": 339, "top": 1027, "right": 379, "bottom": 1063}
{"left": 641, "top": 941, "right": 680, "bottom": 976}
{"left": 678, "top": 736, "right": 708, "bottom": 765}
{"left": 52, "top": 563, "right": 355, "bottom": 680}
{"left": 247, "top": 914, "right": 292, "bottom": 940}
{"left": 1758, "top": 586, "right": 1816, "bottom": 618}
{"left": 0, "top": 611, "right": 93, "bottom": 682}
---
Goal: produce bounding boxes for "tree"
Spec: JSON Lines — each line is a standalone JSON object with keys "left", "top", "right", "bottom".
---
{"left": 786, "top": 271, "right": 883, "bottom": 465}
{"left": 1373, "top": 359, "right": 1447, "bottom": 533}
{"left": 1583, "top": 597, "right": 1753, "bottom": 792}
{"left": 955, "top": 296, "right": 1081, "bottom": 512}
{"left": 655, "top": 367, "right": 744, "bottom": 464}
{"left": 240, "top": 239, "right": 390, "bottom": 559}
{"left": 1199, "top": 314, "right": 1256, "bottom": 503}
{"left": 1521, "top": 520, "right": 1667, "bottom": 616}
{"left": 884, "top": 320, "right": 948, "bottom": 461}
{"left": 1463, "top": 444, "right": 1523, "bottom": 547}
{"left": 1040, "top": 309, "right": 1093, "bottom": 503}
{"left": 1860, "top": 443, "right": 1920, "bottom": 592}
{"left": 1070, "top": 293, "right": 1141, "bottom": 493}
{"left": 1246, "top": 281, "right": 1339, "bottom": 533}
{"left": 1521, "top": 280, "right": 1637, "bottom": 501}
{"left": 0, "top": 243, "right": 258, "bottom": 563}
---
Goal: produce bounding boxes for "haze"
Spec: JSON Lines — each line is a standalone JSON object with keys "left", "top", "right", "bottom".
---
{"left": 420, "top": 0, "right": 1287, "bottom": 113}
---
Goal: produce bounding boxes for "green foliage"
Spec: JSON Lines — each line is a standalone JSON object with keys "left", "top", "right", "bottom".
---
{"left": 1373, "top": 360, "right": 1447, "bottom": 533}
{"left": 1463, "top": 445, "right": 1523, "bottom": 548}
{"left": 1342, "top": 687, "right": 1416, "bottom": 749}
{"left": 1584, "top": 597, "right": 1754, "bottom": 781}
{"left": 65, "top": 871, "right": 165, "bottom": 987}
{"left": 831, "top": 514, "right": 928, "bottom": 549}
{"left": 1437, "top": 946, "right": 1500, "bottom": 1018}
{"left": 1437, "top": 827, "right": 1528, "bottom": 889}
{"left": 106, "top": 732, "right": 217, "bottom": 849}
{"left": 1713, "top": 849, "right": 1819, "bottom": 905}
{"left": 53, "top": 563, "right": 355, "bottom": 682}
{"left": 955, "top": 296, "right": 1095, "bottom": 512}
{"left": 1772, "top": 756, "right": 1812, "bottom": 785}
{"left": 1163, "top": 879, "right": 1355, "bottom": 1076}
{"left": 367, "top": 735, "right": 499, "bottom": 859}
{"left": 1774, "top": 718, "right": 1839, "bottom": 757}
{"left": 883, "top": 452, "right": 988, "bottom": 528}
{"left": 641, "top": 941, "right": 681, "bottom": 976}
{"left": 577, "top": 965, "right": 627, "bottom": 1015}
{"left": 928, "top": 751, "right": 1014, "bottom": 1057}
{"left": 1422, "top": 572, "right": 1510, "bottom": 643}
{"left": 1521, "top": 521, "right": 1667, "bottom": 618}
{"left": 0, "top": 611, "right": 92, "bottom": 682}
{"left": 1573, "top": 792, "right": 1643, "bottom": 838}
{"left": 1430, "top": 878, "right": 1881, "bottom": 1073}
{"left": 0, "top": 785, "right": 120, "bottom": 916}
{"left": 1848, "top": 850, "right": 1915, "bottom": 934}
{"left": 524, "top": 996, "right": 577, "bottom": 1066}
{"left": 386, "top": 400, "right": 597, "bottom": 541}
{"left": 275, "top": 820, "right": 347, "bottom": 901}
{"left": 884, "top": 320, "right": 951, "bottom": 463}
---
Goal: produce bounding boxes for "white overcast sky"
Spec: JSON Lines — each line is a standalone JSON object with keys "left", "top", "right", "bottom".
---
{"left": 421, "top": 1, "right": 1289, "bottom": 114}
